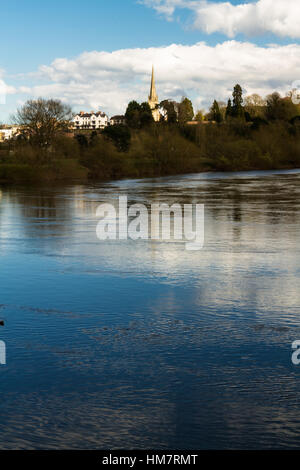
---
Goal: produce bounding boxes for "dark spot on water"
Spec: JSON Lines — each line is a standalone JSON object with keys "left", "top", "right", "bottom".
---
{"left": 253, "top": 323, "right": 290, "bottom": 333}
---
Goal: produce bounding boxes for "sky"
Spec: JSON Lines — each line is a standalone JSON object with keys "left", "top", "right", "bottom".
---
{"left": 1, "top": 0, "right": 300, "bottom": 121}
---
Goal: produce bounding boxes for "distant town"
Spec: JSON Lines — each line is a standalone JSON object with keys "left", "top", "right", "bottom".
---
{"left": 1, "top": 66, "right": 300, "bottom": 144}
{"left": 0, "top": 67, "right": 217, "bottom": 143}
{"left": 0, "top": 65, "right": 300, "bottom": 184}
{"left": 0, "top": 112, "right": 127, "bottom": 143}
{"left": 0, "top": 67, "right": 159, "bottom": 142}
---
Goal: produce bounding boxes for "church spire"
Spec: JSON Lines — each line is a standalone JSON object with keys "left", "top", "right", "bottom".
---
{"left": 149, "top": 65, "right": 158, "bottom": 103}
{"left": 148, "top": 65, "right": 160, "bottom": 122}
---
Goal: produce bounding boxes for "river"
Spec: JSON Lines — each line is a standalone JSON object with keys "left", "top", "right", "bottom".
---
{"left": 0, "top": 168, "right": 300, "bottom": 449}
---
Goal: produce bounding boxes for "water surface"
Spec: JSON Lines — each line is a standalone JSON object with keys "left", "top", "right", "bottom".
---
{"left": 1, "top": 169, "right": 300, "bottom": 449}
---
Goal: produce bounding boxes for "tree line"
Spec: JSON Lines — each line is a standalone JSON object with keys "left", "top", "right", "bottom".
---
{"left": 0, "top": 83, "right": 300, "bottom": 182}
{"left": 122, "top": 83, "right": 300, "bottom": 129}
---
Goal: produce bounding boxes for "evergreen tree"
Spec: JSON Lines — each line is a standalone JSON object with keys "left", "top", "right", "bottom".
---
{"left": 178, "top": 97, "right": 194, "bottom": 125}
{"left": 226, "top": 99, "right": 232, "bottom": 119}
{"left": 125, "top": 101, "right": 141, "bottom": 128}
{"left": 232, "top": 84, "right": 244, "bottom": 118}
{"left": 210, "top": 100, "right": 222, "bottom": 123}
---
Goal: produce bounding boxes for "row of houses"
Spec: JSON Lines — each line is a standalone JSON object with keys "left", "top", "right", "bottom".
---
{"left": 0, "top": 113, "right": 126, "bottom": 142}
{"left": 73, "top": 111, "right": 125, "bottom": 130}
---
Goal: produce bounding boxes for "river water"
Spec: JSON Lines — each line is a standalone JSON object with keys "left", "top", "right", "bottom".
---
{"left": 0, "top": 169, "right": 300, "bottom": 449}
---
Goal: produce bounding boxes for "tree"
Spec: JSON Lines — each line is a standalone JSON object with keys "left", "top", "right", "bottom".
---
{"left": 244, "top": 94, "right": 266, "bottom": 118}
{"left": 232, "top": 84, "right": 244, "bottom": 118}
{"left": 226, "top": 99, "right": 232, "bottom": 119}
{"left": 90, "top": 130, "right": 98, "bottom": 146}
{"left": 245, "top": 93, "right": 265, "bottom": 108}
{"left": 125, "top": 101, "right": 154, "bottom": 128}
{"left": 102, "top": 124, "right": 131, "bottom": 152}
{"left": 125, "top": 101, "right": 142, "bottom": 129}
{"left": 217, "top": 101, "right": 227, "bottom": 121}
{"left": 13, "top": 98, "right": 73, "bottom": 148}
{"left": 140, "top": 102, "right": 154, "bottom": 127}
{"left": 210, "top": 100, "right": 222, "bottom": 123}
{"left": 75, "top": 133, "right": 89, "bottom": 150}
{"left": 159, "top": 100, "right": 178, "bottom": 123}
{"left": 265, "top": 92, "right": 298, "bottom": 121}
{"left": 178, "top": 97, "right": 194, "bottom": 125}
{"left": 194, "top": 109, "right": 205, "bottom": 121}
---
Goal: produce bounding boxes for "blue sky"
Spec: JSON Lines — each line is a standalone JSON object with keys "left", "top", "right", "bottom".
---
{"left": 1, "top": 0, "right": 300, "bottom": 121}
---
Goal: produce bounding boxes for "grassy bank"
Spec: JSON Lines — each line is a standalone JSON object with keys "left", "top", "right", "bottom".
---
{"left": 0, "top": 160, "right": 88, "bottom": 184}
{"left": 1, "top": 119, "right": 300, "bottom": 183}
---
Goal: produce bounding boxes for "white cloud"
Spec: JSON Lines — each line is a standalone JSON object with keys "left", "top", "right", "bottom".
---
{"left": 141, "top": 0, "right": 300, "bottom": 39}
{"left": 15, "top": 41, "right": 300, "bottom": 115}
{"left": 0, "top": 70, "right": 16, "bottom": 105}
{"left": 140, "top": 0, "right": 186, "bottom": 19}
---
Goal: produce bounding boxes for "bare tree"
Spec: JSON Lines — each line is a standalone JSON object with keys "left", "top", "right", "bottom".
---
{"left": 244, "top": 94, "right": 266, "bottom": 118}
{"left": 13, "top": 98, "right": 73, "bottom": 148}
{"left": 194, "top": 109, "right": 205, "bottom": 121}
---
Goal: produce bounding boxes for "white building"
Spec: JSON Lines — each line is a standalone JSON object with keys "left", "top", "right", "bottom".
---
{"left": 73, "top": 111, "right": 109, "bottom": 130}
{"left": 110, "top": 115, "right": 126, "bottom": 126}
{"left": 0, "top": 126, "right": 21, "bottom": 142}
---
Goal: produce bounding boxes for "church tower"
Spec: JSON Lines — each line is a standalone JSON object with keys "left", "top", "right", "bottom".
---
{"left": 148, "top": 66, "right": 160, "bottom": 122}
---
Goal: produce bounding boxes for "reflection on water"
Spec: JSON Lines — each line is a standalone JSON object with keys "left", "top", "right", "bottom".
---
{"left": 1, "top": 169, "right": 300, "bottom": 449}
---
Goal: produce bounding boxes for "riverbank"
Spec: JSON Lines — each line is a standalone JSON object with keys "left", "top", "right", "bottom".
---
{"left": 0, "top": 159, "right": 299, "bottom": 185}
{"left": 0, "top": 160, "right": 89, "bottom": 184}
{"left": 1, "top": 120, "right": 300, "bottom": 183}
